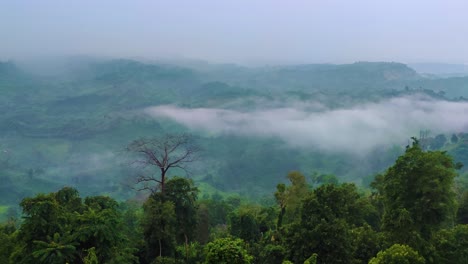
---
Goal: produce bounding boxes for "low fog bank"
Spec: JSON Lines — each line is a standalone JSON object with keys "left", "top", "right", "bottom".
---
{"left": 145, "top": 95, "right": 468, "bottom": 154}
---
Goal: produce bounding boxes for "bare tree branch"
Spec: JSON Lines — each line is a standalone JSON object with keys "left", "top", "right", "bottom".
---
{"left": 126, "top": 133, "right": 200, "bottom": 193}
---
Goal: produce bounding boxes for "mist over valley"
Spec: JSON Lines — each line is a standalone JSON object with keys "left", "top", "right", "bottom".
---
{"left": 1, "top": 58, "right": 468, "bottom": 205}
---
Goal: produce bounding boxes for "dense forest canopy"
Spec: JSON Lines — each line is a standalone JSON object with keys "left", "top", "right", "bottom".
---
{"left": 1, "top": 141, "right": 467, "bottom": 263}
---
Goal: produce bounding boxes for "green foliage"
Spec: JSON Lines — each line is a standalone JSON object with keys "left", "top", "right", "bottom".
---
{"left": 195, "top": 203, "right": 211, "bottom": 244}
{"left": 282, "top": 183, "right": 369, "bottom": 263}
{"left": 432, "top": 225, "right": 468, "bottom": 264}
{"left": 85, "top": 195, "right": 118, "bottom": 210}
{"left": 310, "top": 172, "right": 339, "bottom": 186}
{"left": 74, "top": 204, "right": 123, "bottom": 262}
{"left": 54, "top": 187, "right": 83, "bottom": 212}
{"left": 141, "top": 177, "right": 199, "bottom": 262}
{"left": 176, "top": 242, "right": 205, "bottom": 264}
{"left": 19, "top": 193, "right": 62, "bottom": 243}
{"left": 163, "top": 177, "right": 199, "bottom": 244}
{"left": 32, "top": 233, "right": 76, "bottom": 264}
{"left": 83, "top": 247, "right": 99, "bottom": 264}
{"left": 12, "top": 187, "right": 136, "bottom": 263}
{"left": 302, "top": 183, "right": 367, "bottom": 226}
{"left": 351, "top": 225, "right": 382, "bottom": 264}
{"left": 282, "top": 216, "right": 350, "bottom": 264}
{"left": 368, "top": 244, "right": 425, "bottom": 264}
{"left": 275, "top": 171, "right": 309, "bottom": 227}
{"left": 228, "top": 204, "right": 274, "bottom": 243}
{"left": 151, "top": 256, "right": 181, "bottom": 264}
{"left": 2, "top": 138, "right": 468, "bottom": 264}
{"left": 378, "top": 141, "right": 458, "bottom": 242}
{"left": 0, "top": 224, "right": 15, "bottom": 264}
{"left": 204, "top": 237, "right": 253, "bottom": 264}
{"left": 258, "top": 244, "right": 286, "bottom": 264}
{"left": 142, "top": 197, "right": 176, "bottom": 261}
{"left": 457, "top": 191, "right": 468, "bottom": 224}
{"left": 304, "top": 253, "right": 318, "bottom": 264}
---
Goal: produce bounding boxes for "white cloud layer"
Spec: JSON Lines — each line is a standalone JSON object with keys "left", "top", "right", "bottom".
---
{"left": 145, "top": 96, "right": 468, "bottom": 154}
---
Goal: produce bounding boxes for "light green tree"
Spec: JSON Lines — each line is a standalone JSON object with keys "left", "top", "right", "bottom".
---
{"left": 368, "top": 244, "right": 425, "bottom": 264}
{"left": 204, "top": 237, "right": 253, "bottom": 264}
{"left": 275, "top": 171, "right": 309, "bottom": 227}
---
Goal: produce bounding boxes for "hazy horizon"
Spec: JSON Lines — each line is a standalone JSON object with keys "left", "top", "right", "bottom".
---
{"left": 1, "top": 0, "right": 468, "bottom": 66}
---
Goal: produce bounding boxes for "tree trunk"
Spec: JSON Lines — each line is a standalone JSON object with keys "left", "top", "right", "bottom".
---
{"left": 277, "top": 206, "right": 285, "bottom": 229}
{"left": 185, "top": 233, "right": 189, "bottom": 261}
{"left": 161, "top": 169, "right": 166, "bottom": 193}
{"left": 159, "top": 239, "right": 162, "bottom": 257}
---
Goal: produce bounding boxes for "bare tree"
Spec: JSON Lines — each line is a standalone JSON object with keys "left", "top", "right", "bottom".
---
{"left": 126, "top": 134, "right": 199, "bottom": 193}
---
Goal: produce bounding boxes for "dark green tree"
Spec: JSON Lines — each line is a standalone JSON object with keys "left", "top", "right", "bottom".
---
{"left": 195, "top": 204, "right": 211, "bottom": 244}
{"left": 351, "top": 224, "right": 382, "bottom": 264}
{"left": 258, "top": 244, "right": 286, "bottom": 264}
{"left": 161, "top": 177, "right": 199, "bottom": 261}
{"left": 163, "top": 177, "right": 199, "bottom": 245}
{"left": 282, "top": 183, "right": 367, "bottom": 263}
{"left": 378, "top": 140, "right": 458, "bottom": 243}
{"left": 457, "top": 191, "right": 468, "bottom": 224}
{"left": 12, "top": 188, "right": 136, "bottom": 263}
{"left": 74, "top": 198, "right": 128, "bottom": 263}
{"left": 142, "top": 196, "right": 177, "bottom": 261}
{"left": 432, "top": 225, "right": 468, "bottom": 264}
{"left": 0, "top": 223, "right": 15, "bottom": 264}
{"left": 14, "top": 192, "right": 65, "bottom": 263}
{"left": 227, "top": 204, "right": 275, "bottom": 261}
{"left": 31, "top": 233, "right": 76, "bottom": 264}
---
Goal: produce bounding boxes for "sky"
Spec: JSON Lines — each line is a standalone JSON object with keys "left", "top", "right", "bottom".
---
{"left": 1, "top": 0, "right": 467, "bottom": 65}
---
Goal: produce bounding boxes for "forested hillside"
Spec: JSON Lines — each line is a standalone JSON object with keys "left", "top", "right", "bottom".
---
{"left": 1, "top": 58, "right": 468, "bottom": 213}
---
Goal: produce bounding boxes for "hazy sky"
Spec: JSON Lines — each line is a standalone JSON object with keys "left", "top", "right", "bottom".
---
{"left": 1, "top": 0, "right": 467, "bottom": 65}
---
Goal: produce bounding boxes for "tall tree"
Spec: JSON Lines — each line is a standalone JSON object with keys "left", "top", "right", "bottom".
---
{"left": 127, "top": 134, "right": 199, "bottom": 193}
{"left": 274, "top": 171, "right": 309, "bottom": 227}
{"left": 74, "top": 197, "right": 125, "bottom": 263}
{"left": 141, "top": 196, "right": 176, "bottom": 261}
{"left": 378, "top": 139, "right": 458, "bottom": 245}
{"left": 162, "top": 177, "right": 199, "bottom": 261}
{"left": 282, "top": 183, "right": 367, "bottom": 263}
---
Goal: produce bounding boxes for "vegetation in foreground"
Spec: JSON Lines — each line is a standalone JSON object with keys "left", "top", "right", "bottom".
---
{"left": 1, "top": 139, "right": 468, "bottom": 263}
